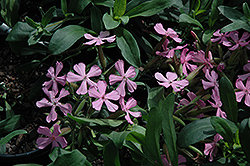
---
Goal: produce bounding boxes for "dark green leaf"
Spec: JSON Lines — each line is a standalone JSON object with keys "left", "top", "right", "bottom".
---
{"left": 209, "top": 0, "right": 223, "bottom": 28}
{"left": 125, "top": 131, "right": 145, "bottom": 146}
{"left": 0, "top": 130, "right": 27, "bottom": 145}
{"left": 25, "top": 16, "right": 40, "bottom": 29}
{"left": 92, "top": 0, "right": 114, "bottom": 7}
{"left": 102, "top": 13, "right": 120, "bottom": 30}
{"left": 6, "top": 22, "right": 34, "bottom": 42}
{"left": 27, "top": 31, "right": 43, "bottom": 45}
{"left": 219, "top": 76, "right": 238, "bottom": 123}
{"left": 243, "top": 2, "right": 250, "bottom": 20}
{"left": 61, "top": 0, "right": 67, "bottom": 15}
{"left": 179, "top": 13, "right": 204, "bottom": 29}
{"left": 49, "top": 147, "right": 71, "bottom": 162}
{"left": 41, "top": 6, "right": 56, "bottom": 27}
{"left": 91, "top": 5, "right": 104, "bottom": 32}
{"left": 239, "top": 118, "right": 250, "bottom": 163}
{"left": 147, "top": 86, "right": 164, "bottom": 110}
{"left": 120, "top": 16, "right": 129, "bottom": 25}
{"left": 218, "top": 5, "right": 246, "bottom": 22}
{"left": 5, "top": 100, "right": 14, "bottom": 119}
{"left": 106, "top": 131, "right": 131, "bottom": 149}
{"left": 221, "top": 21, "right": 250, "bottom": 32}
{"left": 114, "top": 0, "right": 126, "bottom": 17}
{"left": 68, "top": 0, "right": 91, "bottom": 14}
{"left": 177, "top": 117, "right": 216, "bottom": 148}
{"left": 103, "top": 142, "right": 120, "bottom": 166}
{"left": 0, "top": 0, "right": 19, "bottom": 27}
{"left": 0, "top": 115, "right": 22, "bottom": 134}
{"left": 115, "top": 27, "right": 141, "bottom": 68}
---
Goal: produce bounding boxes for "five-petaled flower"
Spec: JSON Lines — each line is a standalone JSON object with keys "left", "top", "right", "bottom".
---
{"left": 223, "top": 31, "right": 250, "bottom": 50}
{"left": 202, "top": 69, "right": 219, "bottom": 92}
{"left": 119, "top": 97, "right": 141, "bottom": 124}
{"left": 155, "top": 72, "right": 189, "bottom": 92}
{"left": 36, "top": 124, "right": 67, "bottom": 149}
{"left": 204, "top": 134, "right": 223, "bottom": 162}
{"left": 109, "top": 60, "right": 137, "bottom": 97}
{"left": 43, "top": 61, "right": 66, "bottom": 93}
{"left": 88, "top": 80, "right": 120, "bottom": 112}
{"left": 84, "top": 31, "right": 116, "bottom": 46}
{"left": 235, "top": 78, "right": 250, "bottom": 107}
{"left": 208, "top": 89, "right": 227, "bottom": 119}
{"left": 154, "top": 23, "right": 182, "bottom": 43}
{"left": 180, "top": 48, "right": 197, "bottom": 76}
{"left": 36, "top": 88, "right": 72, "bottom": 123}
{"left": 67, "top": 63, "right": 102, "bottom": 95}
{"left": 210, "top": 29, "right": 230, "bottom": 44}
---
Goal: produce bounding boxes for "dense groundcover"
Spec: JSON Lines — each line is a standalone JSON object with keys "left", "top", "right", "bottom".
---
{"left": 1, "top": 0, "right": 250, "bottom": 165}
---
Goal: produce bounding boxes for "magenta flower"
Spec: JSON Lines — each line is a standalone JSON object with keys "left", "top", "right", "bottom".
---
{"left": 208, "top": 89, "right": 227, "bottom": 119}
{"left": 210, "top": 29, "right": 230, "bottom": 43}
{"left": 192, "top": 50, "right": 213, "bottom": 72}
{"left": 154, "top": 23, "right": 182, "bottom": 43}
{"left": 238, "top": 62, "right": 250, "bottom": 80}
{"left": 88, "top": 80, "right": 120, "bottom": 112}
{"left": 36, "top": 88, "right": 72, "bottom": 123}
{"left": 223, "top": 31, "right": 250, "bottom": 50}
{"left": 235, "top": 78, "right": 250, "bottom": 107}
{"left": 36, "top": 124, "right": 67, "bottom": 149}
{"left": 180, "top": 48, "right": 197, "bottom": 76}
{"left": 43, "top": 61, "right": 66, "bottom": 93}
{"left": 83, "top": 31, "right": 116, "bottom": 46}
{"left": 202, "top": 69, "right": 219, "bottom": 92}
{"left": 217, "top": 62, "right": 226, "bottom": 72}
{"left": 204, "top": 134, "right": 222, "bottom": 162}
{"left": 109, "top": 60, "right": 137, "bottom": 97}
{"left": 119, "top": 97, "right": 141, "bottom": 124}
{"left": 161, "top": 154, "right": 186, "bottom": 166}
{"left": 155, "top": 72, "right": 189, "bottom": 92}
{"left": 67, "top": 63, "right": 102, "bottom": 95}
{"left": 156, "top": 39, "right": 187, "bottom": 58}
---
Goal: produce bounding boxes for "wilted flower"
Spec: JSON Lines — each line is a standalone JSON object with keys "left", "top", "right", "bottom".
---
{"left": 154, "top": 23, "right": 182, "bottom": 43}
{"left": 84, "top": 31, "right": 116, "bottom": 46}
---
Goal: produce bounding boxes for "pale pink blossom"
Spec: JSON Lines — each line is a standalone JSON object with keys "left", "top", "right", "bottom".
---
{"left": 204, "top": 134, "right": 223, "bottom": 162}
{"left": 202, "top": 69, "right": 219, "bottom": 91}
{"left": 67, "top": 63, "right": 102, "bottom": 95}
{"left": 238, "top": 62, "right": 250, "bottom": 80}
{"left": 192, "top": 50, "right": 213, "bottom": 72}
{"left": 43, "top": 61, "right": 66, "bottom": 93}
{"left": 109, "top": 60, "right": 137, "bottom": 97}
{"left": 88, "top": 80, "right": 120, "bottom": 112}
{"left": 210, "top": 29, "right": 230, "bottom": 43}
{"left": 84, "top": 31, "right": 116, "bottom": 46}
{"left": 155, "top": 72, "right": 189, "bottom": 92}
{"left": 156, "top": 39, "right": 187, "bottom": 58}
{"left": 119, "top": 97, "right": 141, "bottom": 124}
{"left": 180, "top": 48, "right": 197, "bottom": 75}
{"left": 36, "top": 88, "right": 72, "bottom": 123}
{"left": 223, "top": 31, "right": 250, "bottom": 50}
{"left": 208, "top": 89, "right": 227, "bottom": 119}
{"left": 154, "top": 23, "right": 182, "bottom": 43}
{"left": 235, "top": 78, "right": 250, "bottom": 107}
{"left": 36, "top": 124, "right": 67, "bottom": 149}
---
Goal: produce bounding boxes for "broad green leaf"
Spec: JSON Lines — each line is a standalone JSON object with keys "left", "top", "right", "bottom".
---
{"left": 125, "top": 0, "right": 178, "bottom": 18}
{"left": 125, "top": 131, "right": 145, "bottom": 146}
{"left": 61, "top": 0, "right": 67, "bottom": 15}
{"left": 48, "top": 25, "right": 91, "bottom": 55}
{"left": 49, "top": 147, "right": 71, "bottom": 162}
{"left": 239, "top": 118, "right": 250, "bottom": 163}
{"left": 218, "top": 5, "right": 246, "bottom": 22}
{"left": 208, "top": 0, "right": 223, "bottom": 28}
{"left": 0, "top": 130, "right": 27, "bottom": 145}
{"left": 41, "top": 6, "right": 56, "bottom": 27}
{"left": 13, "top": 164, "right": 43, "bottom": 166}
{"left": 115, "top": 27, "right": 141, "bottom": 68}
{"left": 48, "top": 149, "right": 91, "bottom": 166}
{"left": 68, "top": 114, "right": 124, "bottom": 127}
{"left": 220, "top": 21, "right": 250, "bottom": 32}
{"left": 114, "top": 0, "right": 126, "bottom": 17}
{"left": 27, "top": 31, "right": 43, "bottom": 45}
{"left": 102, "top": 13, "right": 120, "bottom": 30}
{"left": 91, "top": 5, "right": 103, "bottom": 32}
{"left": 25, "top": 16, "right": 40, "bottom": 29}
{"left": 179, "top": 13, "right": 204, "bottom": 29}
{"left": 210, "top": 116, "right": 237, "bottom": 143}
{"left": 177, "top": 117, "right": 216, "bottom": 148}
{"left": 106, "top": 131, "right": 131, "bottom": 149}
{"left": 120, "top": 15, "right": 129, "bottom": 25}
{"left": 0, "top": 0, "right": 19, "bottom": 27}
{"left": 103, "top": 142, "right": 120, "bottom": 166}
{"left": 160, "top": 93, "right": 178, "bottom": 166}
{"left": 202, "top": 29, "right": 214, "bottom": 44}
{"left": 0, "top": 115, "right": 22, "bottom": 134}
{"left": 243, "top": 2, "right": 250, "bottom": 20}
{"left": 92, "top": 0, "right": 114, "bottom": 7}
{"left": 68, "top": 0, "right": 91, "bottom": 14}
{"left": 147, "top": 86, "right": 164, "bottom": 110}
{"left": 6, "top": 22, "right": 34, "bottom": 42}
{"left": 219, "top": 76, "right": 238, "bottom": 123}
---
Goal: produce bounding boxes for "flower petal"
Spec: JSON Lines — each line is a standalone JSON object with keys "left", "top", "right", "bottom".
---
{"left": 154, "top": 23, "right": 167, "bottom": 35}
{"left": 36, "top": 137, "right": 52, "bottom": 149}
{"left": 53, "top": 124, "right": 61, "bottom": 136}
{"left": 58, "top": 103, "right": 72, "bottom": 115}
{"left": 55, "top": 136, "right": 68, "bottom": 148}
{"left": 37, "top": 126, "right": 52, "bottom": 136}
{"left": 104, "top": 100, "right": 118, "bottom": 112}
{"left": 67, "top": 72, "right": 83, "bottom": 82}
{"left": 115, "top": 60, "right": 125, "bottom": 76}
{"left": 87, "top": 65, "right": 102, "bottom": 77}
{"left": 92, "top": 99, "right": 104, "bottom": 111}
{"left": 109, "top": 74, "right": 123, "bottom": 85}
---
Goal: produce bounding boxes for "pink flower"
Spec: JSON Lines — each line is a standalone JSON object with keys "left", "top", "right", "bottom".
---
{"left": 161, "top": 154, "right": 186, "bottom": 166}
{"left": 119, "top": 97, "right": 141, "bottom": 124}
{"left": 208, "top": 89, "right": 227, "bottom": 119}
{"left": 180, "top": 48, "right": 197, "bottom": 76}
{"left": 67, "top": 63, "right": 102, "bottom": 95}
{"left": 202, "top": 69, "right": 219, "bottom": 91}
{"left": 156, "top": 39, "right": 187, "bottom": 58}
{"left": 210, "top": 29, "right": 230, "bottom": 43}
{"left": 36, "top": 124, "right": 67, "bottom": 149}
{"left": 235, "top": 78, "right": 250, "bottom": 107}
{"left": 154, "top": 23, "right": 182, "bottom": 43}
{"left": 155, "top": 72, "right": 189, "bottom": 92}
{"left": 43, "top": 61, "right": 66, "bottom": 93}
{"left": 238, "top": 62, "right": 250, "bottom": 80}
{"left": 204, "top": 134, "right": 222, "bottom": 162}
{"left": 84, "top": 31, "right": 116, "bottom": 46}
{"left": 217, "top": 62, "right": 226, "bottom": 72}
{"left": 192, "top": 50, "right": 213, "bottom": 72}
{"left": 88, "top": 80, "right": 120, "bottom": 112}
{"left": 223, "top": 31, "right": 250, "bottom": 50}
{"left": 36, "top": 88, "right": 72, "bottom": 123}
{"left": 109, "top": 60, "right": 137, "bottom": 97}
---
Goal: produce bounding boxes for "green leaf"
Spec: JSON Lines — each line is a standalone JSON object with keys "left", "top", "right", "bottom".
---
{"left": 6, "top": 22, "right": 34, "bottom": 42}
{"left": 218, "top": 5, "right": 246, "bottom": 22}
{"left": 106, "top": 131, "right": 131, "bottom": 149}
{"left": 179, "top": 13, "right": 204, "bottom": 29}
{"left": 103, "top": 142, "right": 120, "bottom": 166}
{"left": 92, "top": 0, "right": 114, "bottom": 7}
{"left": 0, "top": 0, "right": 19, "bottom": 27}
{"left": 41, "top": 6, "right": 56, "bottom": 27}
{"left": 114, "top": 0, "right": 126, "bottom": 17}
{"left": 243, "top": 2, "right": 250, "bottom": 20}
{"left": 177, "top": 117, "right": 216, "bottom": 148}
{"left": 239, "top": 118, "right": 250, "bottom": 163}
{"left": 220, "top": 21, "right": 250, "bottom": 32}
{"left": 48, "top": 149, "right": 91, "bottom": 166}
{"left": 219, "top": 76, "right": 238, "bottom": 123}
{"left": 25, "top": 16, "right": 40, "bottom": 29}
{"left": 208, "top": 0, "right": 223, "bottom": 28}
{"left": 210, "top": 116, "right": 237, "bottom": 143}
{"left": 120, "top": 16, "right": 129, "bottom": 25}
{"left": 0, "top": 130, "right": 27, "bottom": 145}
{"left": 125, "top": 0, "right": 177, "bottom": 18}
{"left": 48, "top": 25, "right": 91, "bottom": 55}
{"left": 68, "top": 114, "right": 124, "bottom": 127}
{"left": 160, "top": 93, "right": 178, "bottom": 166}
{"left": 61, "top": 0, "right": 67, "bottom": 15}
{"left": 68, "top": 0, "right": 91, "bottom": 14}
{"left": 0, "top": 115, "right": 22, "bottom": 134}
{"left": 102, "top": 13, "right": 120, "bottom": 30}
{"left": 126, "top": 131, "right": 145, "bottom": 146}
{"left": 147, "top": 86, "right": 164, "bottom": 110}
{"left": 27, "top": 31, "right": 43, "bottom": 46}
{"left": 115, "top": 27, "right": 141, "bottom": 68}
{"left": 91, "top": 5, "right": 103, "bottom": 32}
{"left": 5, "top": 100, "right": 14, "bottom": 119}
{"left": 49, "top": 147, "right": 71, "bottom": 162}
